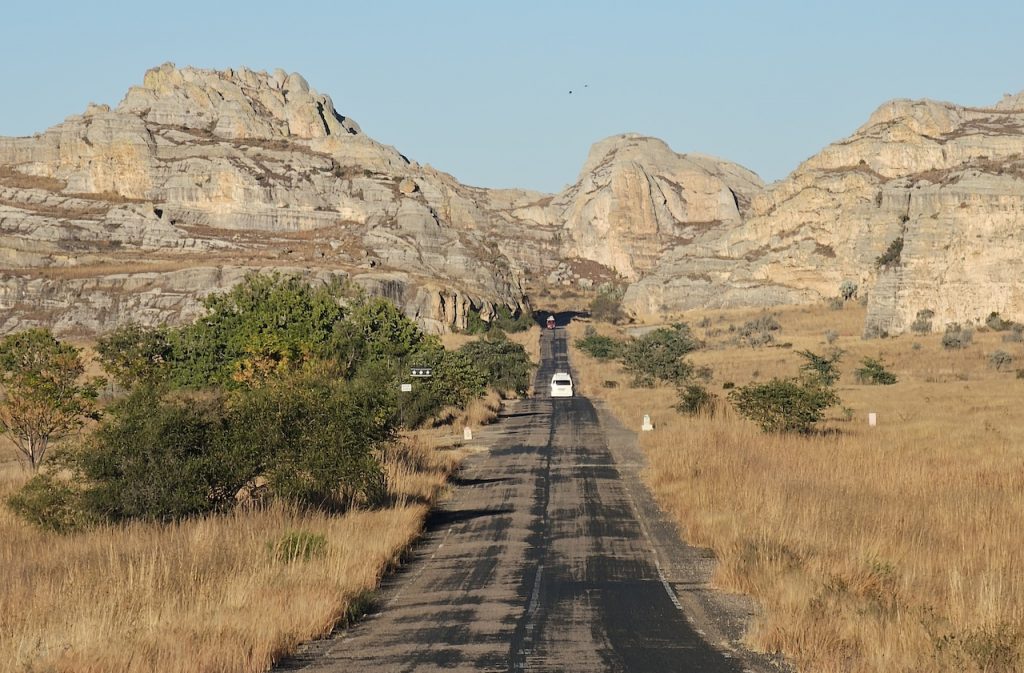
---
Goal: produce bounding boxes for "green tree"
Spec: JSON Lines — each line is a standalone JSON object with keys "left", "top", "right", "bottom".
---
{"left": 590, "top": 285, "right": 627, "bottom": 324}
{"left": 0, "top": 329, "right": 103, "bottom": 471}
{"left": 796, "top": 348, "right": 844, "bottom": 386}
{"left": 167, "top": 273, "right": 347, "bottom": 387}
{"left": 458, "top": 331, "right": 533, "bottom": 395}
{"left": 96, "top": 323, "right": 172, "bottom": 389}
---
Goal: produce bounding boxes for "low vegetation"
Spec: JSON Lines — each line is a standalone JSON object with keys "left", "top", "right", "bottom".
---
{"left": 571, "top": 304, "right": 1024, "bottom": 673}
{"left": 0, "top": 272, "right": 537, "bottom": 673}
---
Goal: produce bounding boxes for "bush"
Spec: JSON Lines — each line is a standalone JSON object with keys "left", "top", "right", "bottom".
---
{"left": 738, "top": 314, "right": 780, "bottom": 347}
{"left": 464, "top": 305, "right": 532, "bottom": 334}
{"left": 675, "top": 384, "right": 716, "bottom": 416}
{"left": 855, "top": 357, "right": 898, "bottom": 385}
{"left": 575, "top": 327, "right": 621, "bottom": 360}
{"left": 270, "top": 530, "right": 328, "bottom": 563}
{"left": 989, "top": 350, "right": 1014, "bottom": 371}
{"left": 942, "top": 323, "right": 974, "bottom": 350}
{"left": 910, "top": 309, "right": 935, "bottom": 335}
{"left": 986, "top": 312, "right": 1014, "bottom": 332}
{"left": 1003, "top": 324, "right": 1024, "bottom": 343}
{"left": 839, "top": 280, "right": 858, "bottom": 301}
{"left": 729, "top": 377, "right": 839, "bottom": 434}
{"left": 619, "top": 323, "right": 699, "bottom": 385}
{"left": 825, "top": 330, "right": 839, "bottom": 345}
{"left": 827, "top": 297, "right": 845, "bottom": 310}
{"left": 6, "top": 473, "right": 89, "bottom": 533}
{"left": 458, "top": 331, "right": 532, "bottom": 396}
{"left": 590, "top": 286, "right": 627, "bottom": 324}
{"left": 67, "top": 387, "right": 260, "bottom": 522}
{"left": 875, "top": 236, "right": 904, "bottom": 268}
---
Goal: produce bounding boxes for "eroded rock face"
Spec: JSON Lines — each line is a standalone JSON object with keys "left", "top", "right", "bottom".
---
{"left": 623, "top": 95, "right": 1024, "bottom": 334}
{"left": 0, "top": 64, "right": 541, "bottom": 335}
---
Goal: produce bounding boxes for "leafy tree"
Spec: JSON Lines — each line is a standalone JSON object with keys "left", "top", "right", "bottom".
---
{"left": 0, "top": 329, "right": 103, "bottom": 471}
{"left": 68, "top": 387, "right": 259, "bottom": 522}
{"left": 855, "top": 356, "right": 898, "bottom": 384}
{"left": 167, "top": 273, "right": 347, "bottom": 387}
{"left": 875, "top": 236, "right": 904, "bottom": 268}
{"left": 96, "top": 323, "right": 172, "bottom": 389}
{"left": 458, "top": 331, "right": 533, "bottom": 395}
{"left": 796, "top": 349, "right": 844, "bottom": 386}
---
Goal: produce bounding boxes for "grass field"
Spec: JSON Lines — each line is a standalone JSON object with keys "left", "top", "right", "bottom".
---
{"left": 0, "top": 330, "right": 532, "bottom": 673}
{"left": 570, "top": 304, "right": 1024, "bottom": 673}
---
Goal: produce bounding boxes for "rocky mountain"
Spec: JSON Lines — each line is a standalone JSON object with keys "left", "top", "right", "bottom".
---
{"left": 3, "top": 63, "right": 1024, "bottom": 337}
{"left": 624, "top": 95, "right": 1024, "bottom": 336}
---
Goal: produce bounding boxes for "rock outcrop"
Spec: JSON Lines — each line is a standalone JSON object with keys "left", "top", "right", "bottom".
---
{"left": 623, "top": 95, "right": 1024, "bottom": 335}
{"left": 0, "top": 64, "right": 546, "bottom": 335}
{"left": 4, "top": 63, "right": 1024, "bottom": 338}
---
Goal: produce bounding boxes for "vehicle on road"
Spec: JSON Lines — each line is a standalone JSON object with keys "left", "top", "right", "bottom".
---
{"left": 550, "top": 372, "right": 573, "bottom": 397}
{"left": 546, "top": 315, "right": 556, "bottom": 330}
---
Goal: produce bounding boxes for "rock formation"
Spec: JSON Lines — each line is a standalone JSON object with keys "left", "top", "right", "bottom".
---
{"left": 623, "top": 95, "right": 1024, "bottom": 336}
{"left": 3, "top": 63, "right": 1024, "bottom": 337}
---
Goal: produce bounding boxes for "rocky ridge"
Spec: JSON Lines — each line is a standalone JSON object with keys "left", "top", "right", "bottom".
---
{"left": 3, "top": 64, "right": 1024, "bottom": 337}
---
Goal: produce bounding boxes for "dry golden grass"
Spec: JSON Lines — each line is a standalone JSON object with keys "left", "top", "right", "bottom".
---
{"left": 0, "top": 424, "right": 463, "bottom": 673}
{"left": 571, "top": 306, "right": 1024, "bottom": 673}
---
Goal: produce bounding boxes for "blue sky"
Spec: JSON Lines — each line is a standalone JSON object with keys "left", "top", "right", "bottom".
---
{"left": 2, "top": 1, "right": 1022, "bottom": 192}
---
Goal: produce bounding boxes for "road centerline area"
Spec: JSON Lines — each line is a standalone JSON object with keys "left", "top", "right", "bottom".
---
{"left": 277, "top": 323, "right": 744, "bottom": 673}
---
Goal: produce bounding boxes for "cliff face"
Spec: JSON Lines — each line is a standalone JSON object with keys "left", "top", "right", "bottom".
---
{"left": 623, "top": 95, "right": 1024, "bottom": 334}
{"left": 0, "top": 64, "right": 551, "bottom": 334}
{"left": 3, "top": 64, "right": 1024, "bottom": 337}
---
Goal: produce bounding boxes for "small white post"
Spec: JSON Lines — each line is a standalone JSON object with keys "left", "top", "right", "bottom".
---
{"left": 642, "top": 414, "right": 654, "bottom": 432}
{"left": 463, "top": 427, "right": 473, "bottom": 441}
{"left": 868, "top": 412, "right": 877, "bottom": 427}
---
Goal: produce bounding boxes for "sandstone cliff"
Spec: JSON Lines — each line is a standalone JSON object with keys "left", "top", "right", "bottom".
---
{"left": 623, "top": 94, "right": 1024, "bottom": 335}
{"left": 0, "top": 64, "right": 551, "bottom": 335}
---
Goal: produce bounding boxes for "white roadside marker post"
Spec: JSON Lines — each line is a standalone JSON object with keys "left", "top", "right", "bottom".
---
{"left": 464, "top": 427, "right": 473, "bottom": 441}
{"left": 642, "top": 414, "right": 654, "bottom": 432}
{"left": 868, "top": 412, "right": 877, "bottom": 427}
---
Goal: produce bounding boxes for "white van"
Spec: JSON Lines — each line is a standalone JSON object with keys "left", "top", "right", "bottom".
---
{"left": 550, "top": 372, "right": 573, "bottom": 398}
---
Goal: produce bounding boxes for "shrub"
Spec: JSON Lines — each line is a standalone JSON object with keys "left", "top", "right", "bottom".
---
{"left": 827, "top": 297, "right": 845, "bottom": 310}
{"left": 619, "top": 323, "right": 699, "bottom": 385}
{"left": 6, "top": 473, "right": 89, "bottom": 533}
{"left": 989, "top": 350, "right": 1014, "bottom": 371}
{"left": 590, "top": 285, "right": 627, "bottom": 324}
{"left": 270, "top": 530, "right": 328, "bottom": 563}
{"left": 602, "top": 380, "right": 619, "bottom": 389}
{"left": 942, "top": 323, "right": 974, "bottom": 350}
{"left": 575, "top": 327, "right": 621, "bottom": 360}
{"left": 839, "top": 280, "right": 858, "bottom": 301}
{"left": 729, "top": 377, "right": 839, "bottom": 434}
{"left": 1003, "top": 324, "right": 1024, "bottom": 343}
{"left": 675, "top": 384, "right": 716, "bottom": 416}
{"left": 985, "top": 312, "right": 1014, "bottom": 331}
{"left": 875, "top": 236, "right": 904, "bottom": 268}
{"left": 738, "top": 314, "right": 780, "bottom": 347}
{"left": 910, "top": 309, "right": 935, "bottom": 335}
{"left": 825, "top": 330, "right": 839, "bottom": 345}
{"left": 855, "top": 357, "right": 898, "bottom": 385}
{"left": 67, "top": 387, "right": 260, "bottom": 522}
{"left": 464, "top": 305, "right": 532, "bottom": 334}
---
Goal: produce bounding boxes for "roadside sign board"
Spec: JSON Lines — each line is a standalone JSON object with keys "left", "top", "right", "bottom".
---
{"left": 400, "top": 383, "right": 413, "bottom": 392}
{"left": 411, "top": 367, "right": 433, "bottom": 378}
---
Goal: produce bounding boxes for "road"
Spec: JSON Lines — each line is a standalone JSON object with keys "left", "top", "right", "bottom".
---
{"left": 279, "top": 323, "right": 750, "bottom": 672}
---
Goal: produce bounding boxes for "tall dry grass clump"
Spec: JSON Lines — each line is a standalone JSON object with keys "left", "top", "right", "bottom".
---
{"left": 570, "top": 308, "right": 1024, "bottom": 673}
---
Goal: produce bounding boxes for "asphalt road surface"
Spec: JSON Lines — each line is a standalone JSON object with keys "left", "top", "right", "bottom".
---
{"left": 279, "top": 323, "right": 748, "bottom": 672}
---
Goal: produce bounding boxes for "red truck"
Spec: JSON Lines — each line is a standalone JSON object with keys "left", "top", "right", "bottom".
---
{"left": 546, "top": 315, "right": 556, "bottom": 330}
